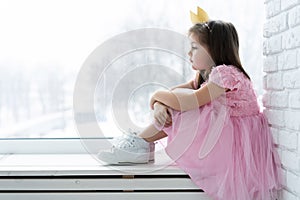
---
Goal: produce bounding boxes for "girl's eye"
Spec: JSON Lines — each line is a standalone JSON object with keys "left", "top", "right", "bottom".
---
{"left": 191, "top": 46, "right": 197, "bottom": 50}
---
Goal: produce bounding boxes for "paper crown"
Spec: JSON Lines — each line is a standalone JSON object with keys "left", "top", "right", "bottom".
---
{"left": 190, "top": 6, "right": 209, "bottom": 24}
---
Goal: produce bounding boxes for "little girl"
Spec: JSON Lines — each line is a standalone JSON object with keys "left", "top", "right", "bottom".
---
{"left": 98, "top": 20, "right": 283, "bottom": 200}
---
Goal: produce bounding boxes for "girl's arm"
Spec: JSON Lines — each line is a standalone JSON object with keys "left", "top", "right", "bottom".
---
{"left": 150, "top": 82, "right": 227, "bottom": 112}
{"left": 170, "top": 80, "right": 195, "bottom": 90}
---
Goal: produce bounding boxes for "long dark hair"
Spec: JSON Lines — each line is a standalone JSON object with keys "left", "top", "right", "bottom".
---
{"left": 188, "top": 20, "right": 251, "bottom": 87}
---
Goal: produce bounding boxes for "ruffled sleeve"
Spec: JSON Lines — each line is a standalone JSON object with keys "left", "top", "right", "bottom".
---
{"left": 209, "top": 65, "right": 244, "bottom": 90}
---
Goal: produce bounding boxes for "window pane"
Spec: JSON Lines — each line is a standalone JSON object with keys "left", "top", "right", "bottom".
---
{"left": 0, "top": 0, "right": 264, "bottom": 139}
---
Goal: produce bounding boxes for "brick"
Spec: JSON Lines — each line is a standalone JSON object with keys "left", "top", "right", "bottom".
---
{"left": 263, "top": 74, "right": 268, "bottom": 90}
{"left": 266, "top": 72, "right": 284, "bottom": 90}
{"left": 264, "top": 109, "right": 285, "bottom": 127}
{"left": 264, "top": 12, "right": 288, "bottom": 37}
{"left": 298, "top": 49, "right": 300, "bottom": 66}
{"left": 262, "top": 91, "right": 271, "bottom": 107}
{"left": 278, "top": 50, "right": 297, "bottom": 70}
{"left": 281, "top": 150, "right": 300, "bottom": 171}
{"left": 262, "top": 1, "right": 300, "bottom": 198}
{"left": 288, "top": 5, "right": 300, "bottom": 28}
{"left": 282, "top": 189, "right": 299, "bottom": 200}
{"left": 283, "top": 69, "right": 300, "bottom": 88}
{"left": 264, "top": 34, "right": 282, "bottom": 55}
{"left": 270, "top": 127, "right": 280, "bottom": 145}
{"left": 289, "top": 90, "right": 300, "bottom": 108}
{"left": 278, "top": 130, "right": 298, "bottom": 150}
{"left": 286, "top": 170, "right": 300, "bottom": 194}
{"left": 263, "top": 39, "right": 268, "bottom": 55}
{"left": 270, "top": 90, "right": 289, "bottom": 108}
{"left": 277, "top": 146, "right": 283, "bottom": 161}
{"left": 285, "top": 110, "right": 300, "bottom": 131}
{"left": 282, "top": 26, "right": 300, "bottom": 49}
{"left": 263, "top": 55, "right": 278, "bottom": 72}
{"left": 265, "top": 0, "right": 281, "bottom": 18}
{"left": 281, "top": 0, "right": 299, "bottom": 11}
{"left": 298, "top": 132, "right": 300, "bottom": 154}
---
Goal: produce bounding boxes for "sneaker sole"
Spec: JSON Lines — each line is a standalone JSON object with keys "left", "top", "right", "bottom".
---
{"left": 98, "top": 152, "right": 150, "bottom": 165}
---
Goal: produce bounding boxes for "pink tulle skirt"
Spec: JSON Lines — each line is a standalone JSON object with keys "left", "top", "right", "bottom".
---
{"left": 154, "top": 104, "right": 284, "bottom": 200}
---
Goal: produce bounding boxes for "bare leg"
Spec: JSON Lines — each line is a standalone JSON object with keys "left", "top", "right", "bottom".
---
{"left": 138, "top": 124, "right": 168, "bottom": 142}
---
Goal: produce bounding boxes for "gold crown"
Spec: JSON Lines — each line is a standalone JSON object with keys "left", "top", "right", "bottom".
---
{"left": 190, "top": 6, "right": 209, "bottom": 24}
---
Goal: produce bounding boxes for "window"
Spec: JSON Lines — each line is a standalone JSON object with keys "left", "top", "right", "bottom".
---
{"left": 0, "top": 0, "right": 264, "bottom": 153}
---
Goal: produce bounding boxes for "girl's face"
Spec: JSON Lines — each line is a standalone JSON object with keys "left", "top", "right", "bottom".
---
{"left": 188, "top": 33, "right": 213, "bottom": 71}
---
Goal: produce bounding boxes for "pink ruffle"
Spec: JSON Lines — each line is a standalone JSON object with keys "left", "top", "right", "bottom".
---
{"left": 154, "top": 106, "right": 283, "bottom": 200}
{"left": 209, "top": 64, "right": 245, "bottom": 91}
{"left": 152, "top": 64, "right": 283, "bottom": 199}
{"left": 208, "top": 65, "right": 260, "bottom": 117}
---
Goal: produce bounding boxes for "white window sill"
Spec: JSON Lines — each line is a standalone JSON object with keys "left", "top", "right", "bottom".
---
{"left": 0, "top": 153, "right": 213, "bottom": 200}
{"left": 0, "top": 152, "right": 184, "bottom": 176}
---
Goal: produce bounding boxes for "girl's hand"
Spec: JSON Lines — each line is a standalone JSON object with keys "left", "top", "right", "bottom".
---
{"left": 153, "top": 102, "right": 172, "bottom": 128}
{"left": 193, "top": 70, "right": 201, "bottom": 89}
{"left": 150, "top": 94, "right": 157, "bottom": 110}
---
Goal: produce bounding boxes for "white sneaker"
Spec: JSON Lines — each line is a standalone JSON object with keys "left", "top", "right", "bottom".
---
{"left": 97, "top": 131, "right": 155, "bottom": 165}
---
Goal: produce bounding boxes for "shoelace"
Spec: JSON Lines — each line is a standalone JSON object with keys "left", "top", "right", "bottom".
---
{"left": 111, "top": 129, "right": 139, "bottom": 150}
{"left": 118, "top": 137, "right": 136, "bottom": 148}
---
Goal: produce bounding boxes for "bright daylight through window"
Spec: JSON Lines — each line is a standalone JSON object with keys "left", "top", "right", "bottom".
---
{"left": 0, "top": 0, "right": 264, "bottom": 141}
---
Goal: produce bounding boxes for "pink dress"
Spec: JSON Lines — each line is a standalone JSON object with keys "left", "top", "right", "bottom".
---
{"left": 153, "top": 65, "right": 283, "bottom": 200}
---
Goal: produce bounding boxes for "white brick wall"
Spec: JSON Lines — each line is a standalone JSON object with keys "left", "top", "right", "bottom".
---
{"left": 264, "top": 0, "right": 300, "bottom": 199}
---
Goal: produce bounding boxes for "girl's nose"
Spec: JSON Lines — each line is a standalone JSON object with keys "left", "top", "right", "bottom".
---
{"left": 188, "top": 50, "right": 192, "bottom": 57}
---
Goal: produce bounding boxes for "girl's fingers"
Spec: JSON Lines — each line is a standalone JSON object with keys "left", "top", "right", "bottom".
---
{"left": 156, "top": 116, "right": 172, "bottom": 127}
{"left": 165, "top": 122, "right": 171, "bottom": 127}
{"left": 165, "top": 120, "right": 172, "bottom": 127}
{"left": 156, "top": 117, "right": 163, "bottom": 126}
{"left": 154, "top": 115, "right": 161, "bottom": 124}
{"left": 162, "top": 116, "right": 172, "bottom": 126}
{"left": 159, "top": 116, "right": 166, "bottom": 125}
{"left": 162, "top": 113, "right": 168, "bottom": 121}
{"left": 166, "top": 114, "right": 172, "bottom": 122}
{"left": 157, "top": 116, "right": 166, "bottom": 127}
{"left": 153, "top": 107, "right": 172, "bottom": 127}
{"left": 165, "top": 118, "right": 172, "bottom": 126}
